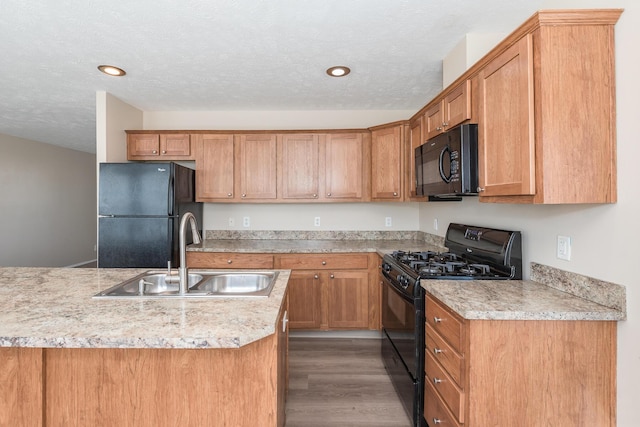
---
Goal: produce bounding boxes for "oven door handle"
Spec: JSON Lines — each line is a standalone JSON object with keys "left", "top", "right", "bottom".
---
{"left": 382, "top": 275, "right": 415, "bottom": 304}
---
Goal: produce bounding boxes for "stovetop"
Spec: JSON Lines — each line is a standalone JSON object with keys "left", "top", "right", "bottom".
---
{"left": 383, "top": 223, "right": 522, "bottom": 284}
{"left": 389, "top": 250, "right": 510, "bottom": 280}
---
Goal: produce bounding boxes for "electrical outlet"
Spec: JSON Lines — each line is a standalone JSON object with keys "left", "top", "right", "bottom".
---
{"left": 228, "top": 217, "right": 235, "bottom": 227}
{"left": 557, "top": 235, "right": 571, "bottom": 260}
{"left": 433, "top": 219, "right": 439, "bottom": 231}
{"left": 314, "top": 217, "right": 321, "bottom": 227}
{"left": 243, "top": 217, "right": 250, "bottom": 227}
{"left": 385, "top": 217, "right": 392, "bottom": 227}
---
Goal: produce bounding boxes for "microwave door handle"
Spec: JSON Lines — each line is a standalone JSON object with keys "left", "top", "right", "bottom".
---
{"left": 439, "top": 146, "right": 452, "bottom": 183}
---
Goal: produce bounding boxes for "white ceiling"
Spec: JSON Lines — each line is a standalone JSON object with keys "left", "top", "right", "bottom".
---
{"left": 0, "top": 0, "right": 542, "bottom": 153}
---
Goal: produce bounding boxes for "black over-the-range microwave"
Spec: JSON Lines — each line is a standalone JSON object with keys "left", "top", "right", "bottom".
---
{"left": 415, "top": 123, "right": 479, "bottom": 198}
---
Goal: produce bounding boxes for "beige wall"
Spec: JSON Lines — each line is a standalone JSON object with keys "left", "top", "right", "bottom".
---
{"left": 0, "top": 133, "right": 96, "bottom": 267}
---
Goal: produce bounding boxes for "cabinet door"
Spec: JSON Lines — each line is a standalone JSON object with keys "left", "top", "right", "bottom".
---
{"left": 444, "top": 80, "right": 471, "bottom": 130}
{"left": 424, "top": 101, "right": 445, "bottom": 140}
{"left": 195, "top": 134, "right": 235, "bottom": 201}
{"left": 371, "top": 126, "right": 403, "bottom": 201}
{"left": 278, "top": 134, "right": 321, "bottom": 200}
{"left": 287, "top": 270, "right": 322, "bottom": 329}
{"left": 477, "top": 35, "right": 535, "bottom": 197}
{"left": 237, "top": 134, "right": 277, "bottom": 200}
{"left": 324, "top": 133, "right": 365, "bottom": 200}
{"left": 159, "top": 134, "right": 191, "bottom": 157}
{"left": 276, "top": 295, "right": 288, "bottom": 426}
{"left": 326, "top": 270, "right": 369, "bottom": 329}
{"left": 128, "top": 134, "right": 160, "bottom": 157}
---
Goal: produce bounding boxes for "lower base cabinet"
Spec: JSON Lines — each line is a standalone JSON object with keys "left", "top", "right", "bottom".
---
{"left": 1, "top": 299, "right": 289, "bottom": 427}
{"left": 424, "top": 294, "right": 617, "bottom": 426}
{"left": 277, "top": 253, "right": 379, "bottom": 331}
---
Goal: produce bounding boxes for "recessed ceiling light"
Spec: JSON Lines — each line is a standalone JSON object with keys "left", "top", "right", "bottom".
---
{"left": 326, "top": 66, "right": 351, "bottom": 77}
{"left": 97, "top": 65, "right": 126, "bottom": 77}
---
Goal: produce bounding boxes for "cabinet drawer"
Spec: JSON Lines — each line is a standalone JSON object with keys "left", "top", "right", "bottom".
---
{"left": 426, "top": 295, "right": 464, "bottom": 353}
{"left": 425, "top": 350, "right": 465, "bottom": 423}
{"left": 426, "top": 323, "right": 464, "bottom": 387}
{"left": 186, "top": 252, "right": 274, "bottom": 268}
{"left": 424, "top": 378, "right": 461, "bottom": 427}
{"left": 277, "top": 254, "right": 369, "bottom": 270}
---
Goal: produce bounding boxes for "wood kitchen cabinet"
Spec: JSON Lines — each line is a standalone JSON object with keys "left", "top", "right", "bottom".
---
{"left": 0, "top": 348, "right": 43, "bottom": 427}
{"left": 475, "top": 10, "right": 620, "bottom": 203}
{"left": 324, "top": 133, "right": 371, "bottom": 201}
{"left": 424, "top": 293, "right": 617, "bottom": 426}
{"left": 278, "top": 134, "right": 322, "bottom": 200}
{"left": 276, "top": 253, "right": 378, "bottom": 330}
{"left": 236, "top": 134, "right": 278, "bottom": 200}
{"left": 186, "top": 252, "right": 274, "bottom": 268}
{"left": 194, "top": 133, "right": 235, "bottom": 201}
{"left": 422, "top": 80, "right": 472, "bottom": 141}
{"left": 127, "top": 132, "right": 194, "bottom": 160}
{"left": 370, "top": 122, "right": 407, "bottom": 201}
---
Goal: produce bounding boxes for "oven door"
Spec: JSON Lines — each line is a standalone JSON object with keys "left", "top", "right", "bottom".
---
{"left": 381, "top": 274, "right": 425, "bottom": 427}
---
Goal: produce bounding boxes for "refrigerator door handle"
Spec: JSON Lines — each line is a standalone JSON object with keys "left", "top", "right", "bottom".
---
{"left": 98, "top": 214, "right": 115, "bottom": 218}
{"left": 168, "top": 173, "right": 175, "bottom": 216}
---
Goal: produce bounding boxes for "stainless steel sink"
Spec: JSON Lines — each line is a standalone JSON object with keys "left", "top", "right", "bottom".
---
{"left": 93, "top": 270, "right": 278, "bottom": 299}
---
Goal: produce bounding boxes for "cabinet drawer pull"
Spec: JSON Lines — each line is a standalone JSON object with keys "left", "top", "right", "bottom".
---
{"left": 434, "top": 317, "right": 442, "bottom": 323}
{"left": 330, "top": 274, "right": 334, "bottom": 279}
{"left": 227, "top": 259, "right": 232, "bottom": 264}
{"left": 321, "top": 261, "right": 326, "bottom": 265}
{"left": 433, "top": 377, "right": 442, "bottom": 384}
{"left": 314, "top": 274, "right": 319, "bottom": 279}
{"left": 433, "top": 348, "right": 443, "bottom": 354}
{"left": 433, "top": 418, "right": 442, "bottom": 424}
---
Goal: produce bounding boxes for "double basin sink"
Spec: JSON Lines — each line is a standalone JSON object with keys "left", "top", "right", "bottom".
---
{"left": 94, "top": 270, "right": 278, "bottom": 299}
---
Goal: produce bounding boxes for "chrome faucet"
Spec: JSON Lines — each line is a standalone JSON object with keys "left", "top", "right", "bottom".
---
{"left": 178, "top": 212, "right": 202, "bottom": 294}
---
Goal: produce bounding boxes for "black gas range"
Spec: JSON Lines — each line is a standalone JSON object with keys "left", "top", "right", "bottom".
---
{"left": 380, "top": 223, "right": 522, "bottom": 427}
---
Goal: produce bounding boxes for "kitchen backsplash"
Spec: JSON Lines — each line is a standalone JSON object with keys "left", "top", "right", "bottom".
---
{"left": 205, "top": 229, "right": 445, "bottom": 246}
{"left": 531, "top": 262, "right": 626, "bottom": 316}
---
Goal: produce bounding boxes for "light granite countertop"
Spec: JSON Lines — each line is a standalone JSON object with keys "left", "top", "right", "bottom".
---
{"left": 421, "top": 279, "right": 626, "bottom": 321}
{"left": 0, "top": 267, "right": 290, "bottom": 349}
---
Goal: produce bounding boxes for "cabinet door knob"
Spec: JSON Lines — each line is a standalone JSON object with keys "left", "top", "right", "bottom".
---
{"left": 393, "top": 192, "right": 398, "bottom": 196}
{"left": 442, "top": 122, "right": 449, "bottom": 127}
{"left": 314, "top": 274, "right": 319, "bottom": 279}
{"left": 433, "top": 377, "right": 442, "bottom": 384}
{"left": 330, "top": 274, "right": 334, "bottom": 279}
{"left": 434, "top": 317, "right": 442, "bottom": 323}
{"left": 321, "top": 261, "right": 326, "bottom": 265}
{"left": 477, "top": 186, "right": 485, "bottom": 192}
{"left": 433, "top": 418, "right": 442, "bottom": 424}
{"left": 152, "top": 150, "right": 158, "bottom": 154}
{"left": 313, "top": 193, "right": 318, "bottom": 198}
{"left": 227, "top": 259, "right": 232, "bottom": 264}
{"left": 241, "top": 193, "right": 246, "bottom": 198}
{"left": 282, "top": 311, "right": 288, "bottom": 333}
{"left": 327, "top": 192, "right": 332, "bottom": 197}
{"left": 161, "top": 150, "right": 167, "bottom": 154}
{"left": 433, "top": 348, "right": 443, "bottom": 354}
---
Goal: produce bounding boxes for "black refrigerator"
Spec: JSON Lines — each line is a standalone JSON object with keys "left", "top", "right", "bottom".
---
{"left": 98, "top": 162, "right": 203, "bottom": 268}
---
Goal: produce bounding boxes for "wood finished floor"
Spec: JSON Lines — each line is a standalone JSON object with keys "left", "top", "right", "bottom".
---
{"left": 285, "top": 337, "right": 412, "bottom": 427}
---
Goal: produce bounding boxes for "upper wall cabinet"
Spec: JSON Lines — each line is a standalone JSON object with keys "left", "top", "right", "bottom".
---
{"left": 475, "top": 9, "right": 621, "bottom": 204}
{"left": 194, "top": 131, "right": 370, "bottom": 203}
{"left": 127, "top": 132, "right": 194, "bottom": 160}
{"left": 370, "top": 122, "right": 408, "bottom": 201}
{"left": 423, "top": 80, "right": 472, "bottom": 140}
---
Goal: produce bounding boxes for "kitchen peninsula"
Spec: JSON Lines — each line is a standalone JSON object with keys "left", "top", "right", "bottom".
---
{"left": 0, "top": 267, "right": 290, "bottom": 427}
